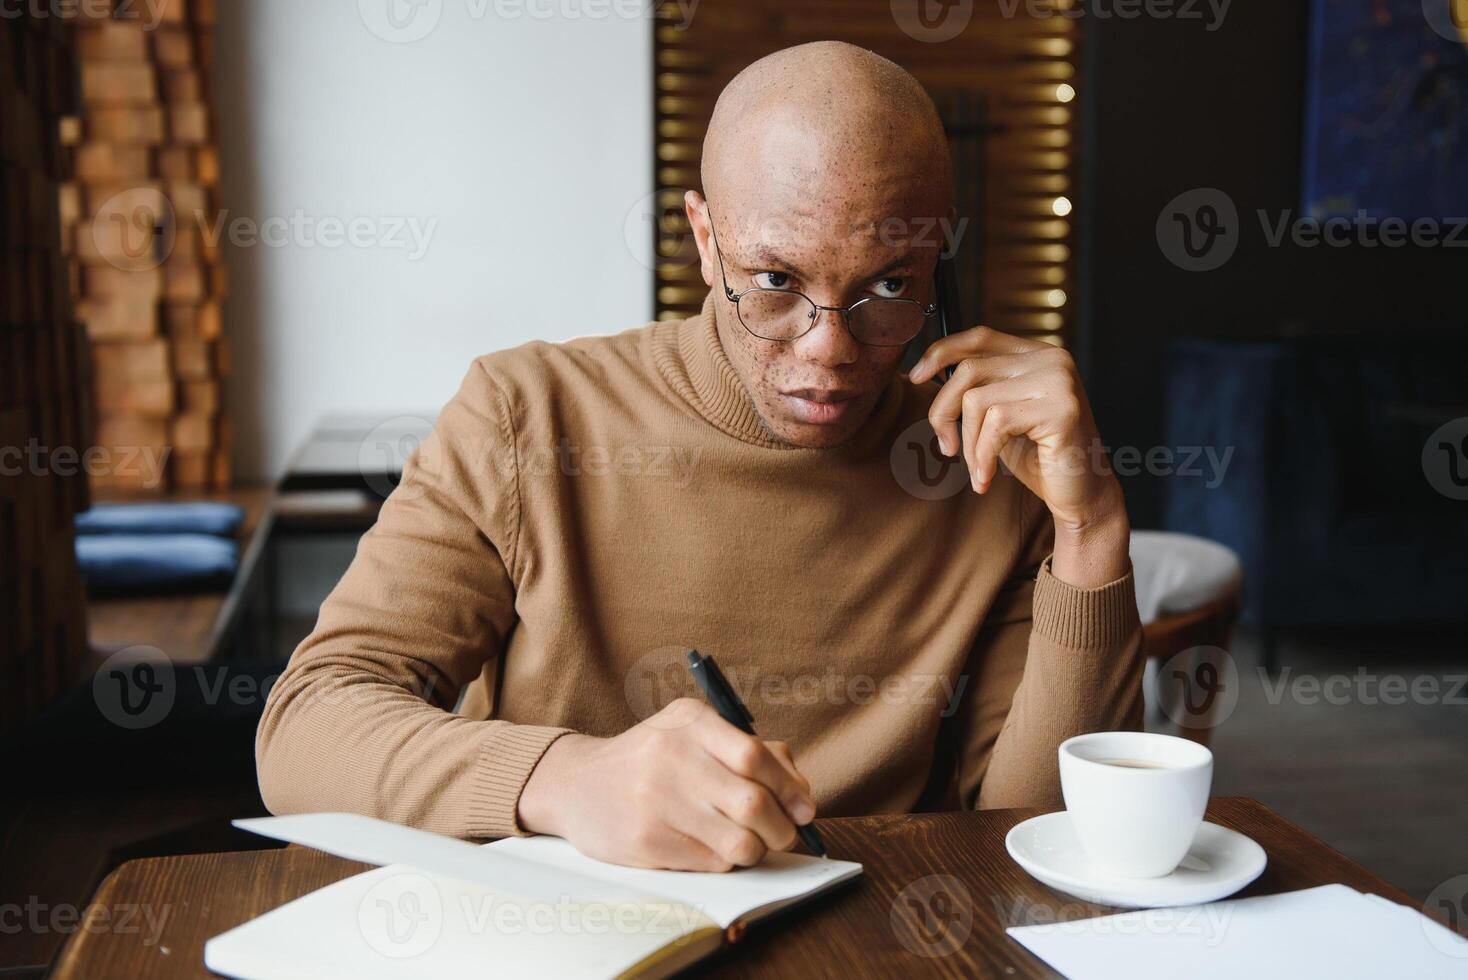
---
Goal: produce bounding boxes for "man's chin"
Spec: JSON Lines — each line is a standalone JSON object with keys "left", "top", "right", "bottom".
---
{"left": 760, "top": 395, "right": 875, "bottom": 447}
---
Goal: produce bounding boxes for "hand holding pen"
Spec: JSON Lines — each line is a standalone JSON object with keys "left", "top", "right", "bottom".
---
{"left": 518, "top": 661, "right": 821, "bottom": 870}
{"left": 688, "top": 650, "right": 827, "bottom": 857}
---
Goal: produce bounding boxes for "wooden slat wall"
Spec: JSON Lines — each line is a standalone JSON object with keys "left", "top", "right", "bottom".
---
{"left": 652, "top": 1, "right": 1078, "bottom": 345}
{"left": 61, "top": 0, "right": 229, "bottom": 492}
{"left": 0, "top": 11, "right": 90, "bottom": 728}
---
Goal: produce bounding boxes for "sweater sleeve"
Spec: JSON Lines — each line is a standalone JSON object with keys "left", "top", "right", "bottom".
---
{"left": 954, "top": 490, "right": 1145, "bottom": 810}
{"left": 255, "top": 361, "right": 572, "bottom": 839}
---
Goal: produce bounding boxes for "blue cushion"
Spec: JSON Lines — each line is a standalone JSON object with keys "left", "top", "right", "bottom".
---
{"left": 76, "top": 534, "right": 239, "bottom": 595}
{"left": 75, "top": 502, "right": 245, "bottom": 538}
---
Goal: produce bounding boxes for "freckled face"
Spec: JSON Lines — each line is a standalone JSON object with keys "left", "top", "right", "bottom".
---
{"left": 694, "top": 115, "right": 948, "bottom": 448}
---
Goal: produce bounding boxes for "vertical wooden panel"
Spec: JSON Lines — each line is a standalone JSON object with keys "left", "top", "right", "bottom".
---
{"left": 0, "top": 9, "right": 90, "bottom": 728}
{"left": 64, "top": 0, "right": 231, "bottom": 492}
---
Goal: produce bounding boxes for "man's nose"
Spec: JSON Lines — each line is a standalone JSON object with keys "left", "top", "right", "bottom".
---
{"left": 793, "top": 306, "right": 861, "bottom": 367}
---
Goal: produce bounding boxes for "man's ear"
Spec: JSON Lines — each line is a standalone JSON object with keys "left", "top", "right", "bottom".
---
{"left": 684, "top": 190, "right": 715, "bottom": 289}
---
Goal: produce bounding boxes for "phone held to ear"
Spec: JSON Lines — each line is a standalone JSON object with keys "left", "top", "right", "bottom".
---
{"left": 934, "top": 253, "right": 962, "bottom": 383}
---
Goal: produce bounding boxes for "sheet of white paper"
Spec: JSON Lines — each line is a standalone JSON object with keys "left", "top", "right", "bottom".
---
{"left": 1006, "top": 884, "right": 1468, "bottom": 980}
{"left": 489, "top": 835, "right": 864, "bottom": 929}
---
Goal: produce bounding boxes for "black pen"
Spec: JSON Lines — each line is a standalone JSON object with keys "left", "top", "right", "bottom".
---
{"left": 686, "top": 650, "right": 828, "bottom": 858}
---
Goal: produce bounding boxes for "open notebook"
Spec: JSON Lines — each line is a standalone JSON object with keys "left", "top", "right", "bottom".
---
{"left": 204, "top": 813, "right": 863, "bottom": 980}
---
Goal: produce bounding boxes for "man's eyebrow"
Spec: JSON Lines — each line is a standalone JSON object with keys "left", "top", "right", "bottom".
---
{"left": 866, "top": 252, "right": 921, "bottom": 280}
{"left": 746, "top": 244, "right": 803, "bottom": 273}
{"left": 740, "top": 246, "right": 922, "bottom": 281}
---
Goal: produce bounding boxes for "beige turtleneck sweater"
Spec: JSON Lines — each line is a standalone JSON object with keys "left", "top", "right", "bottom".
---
{"left": 256, "top": 295, "right": 1143, "bottom": 839}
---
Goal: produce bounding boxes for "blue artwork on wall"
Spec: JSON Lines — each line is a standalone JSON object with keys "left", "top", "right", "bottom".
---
{"left": 1302, "top": 0, "right": 1468, "bottom": 219}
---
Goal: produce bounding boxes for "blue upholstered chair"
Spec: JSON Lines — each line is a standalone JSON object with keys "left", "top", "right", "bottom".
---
{"left": 1162, "top": 338, "right": 1468, "bottom": 668}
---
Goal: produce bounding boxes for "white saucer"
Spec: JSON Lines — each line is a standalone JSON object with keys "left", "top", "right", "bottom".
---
{"left": 1005, "top": 811, "right": 1267, "bottom": 909}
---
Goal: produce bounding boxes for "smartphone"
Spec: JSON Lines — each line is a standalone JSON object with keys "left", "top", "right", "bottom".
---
{"left": 934, "top": 252, "right": 963, "bottom": 382}
{"left": 903, "top": 252, "right": 963, "bottom": 379}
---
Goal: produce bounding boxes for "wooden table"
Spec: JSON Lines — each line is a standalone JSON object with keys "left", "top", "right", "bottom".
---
{"left": 50, "top": 798, "right": 1455, "bottom": 979}
{"left": 279, "top": 413, "right": 434, "bottom": 498}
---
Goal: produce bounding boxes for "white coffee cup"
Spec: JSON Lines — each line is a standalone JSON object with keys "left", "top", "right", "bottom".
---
{"left": 1058, "top": 731, "right": 1213, "bottom": 878}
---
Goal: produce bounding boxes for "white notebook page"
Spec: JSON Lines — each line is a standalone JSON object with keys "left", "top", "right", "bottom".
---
{"left": 490, "top": 834, "right": 864, "bottom": 929}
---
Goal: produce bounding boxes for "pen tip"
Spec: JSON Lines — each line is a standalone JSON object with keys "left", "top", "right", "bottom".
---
{"left": 686, "top": 649, "right": 701, "bottom": 666}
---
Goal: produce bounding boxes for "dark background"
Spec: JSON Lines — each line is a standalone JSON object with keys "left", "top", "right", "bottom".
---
{"left": 1077, "top": 0, "right": 1467, "bottom": 527}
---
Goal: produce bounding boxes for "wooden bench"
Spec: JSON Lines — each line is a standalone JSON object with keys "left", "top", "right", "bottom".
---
{"left": 83, "top": 486, "right": 275, "bottom": 668}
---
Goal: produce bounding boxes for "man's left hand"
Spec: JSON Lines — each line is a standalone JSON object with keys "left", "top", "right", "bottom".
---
{"left": 907, "top": 325, "right": 1130, "bottom": 587}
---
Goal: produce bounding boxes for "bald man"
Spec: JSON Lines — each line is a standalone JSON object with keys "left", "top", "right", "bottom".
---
{"left": 257, "top": 42, "right": 1143, "bottom": 871}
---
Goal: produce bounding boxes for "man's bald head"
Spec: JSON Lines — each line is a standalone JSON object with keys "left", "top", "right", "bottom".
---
{"left": 687, "top": 42, "right": 957, "bottom": 448}
{"left": 702, "top": 41, "right": 952, "bottom": 216}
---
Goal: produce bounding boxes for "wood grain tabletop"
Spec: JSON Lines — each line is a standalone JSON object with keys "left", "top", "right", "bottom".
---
{"left": 49, "top": 797, "right": 1455, "bottom": 979}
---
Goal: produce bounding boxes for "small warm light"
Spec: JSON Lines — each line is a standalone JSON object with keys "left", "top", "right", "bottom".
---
{"left": 1047, "top": 289, "right": 1068, "bottom": 308}
{"left": 1056, "top": 83, "right": 1076, "bottom": 103}
{"left": 1051, "top": 196, "right": 1073, "bottom": 217}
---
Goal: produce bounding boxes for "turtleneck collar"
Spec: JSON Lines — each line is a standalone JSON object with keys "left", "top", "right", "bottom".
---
{"left": 652, "top": 289, "right": 909, "bottom": 454}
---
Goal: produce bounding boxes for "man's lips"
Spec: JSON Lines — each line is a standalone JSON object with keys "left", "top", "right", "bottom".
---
{"left": 780, "top": 389, "right": 861, "bottom": 425}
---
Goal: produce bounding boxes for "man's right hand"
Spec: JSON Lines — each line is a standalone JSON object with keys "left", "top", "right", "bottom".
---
{"left": 517, "top": 698, "right": 817, "bottom": 871}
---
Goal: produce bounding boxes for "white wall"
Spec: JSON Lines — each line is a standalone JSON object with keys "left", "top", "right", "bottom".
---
{"left": 213, "top": 0, "right": 654, "bottom": 480}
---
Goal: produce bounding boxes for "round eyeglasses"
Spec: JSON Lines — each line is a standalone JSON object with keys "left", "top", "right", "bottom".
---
{"left": 708, "top": 209, "right": 937, "bottom": 347}
{"left": 722, "top": 284, "right": 936, "bottom": 347}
